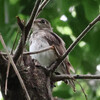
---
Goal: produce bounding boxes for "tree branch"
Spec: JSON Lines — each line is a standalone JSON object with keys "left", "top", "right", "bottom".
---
{"left": 16, "top": 16, "right": 24, "bottom": 31}
{"left": 26, "top": 0, "right": 42, "bottom": 33}
{"left": 52, "top": 74, "right": 100, "bottom": 82}
{"left": 0, "top": 34, "right": 30, "bottom": 100}
{"left": 49, "top": 14, "right": 100, "bottom": 72}
{"left": 36, "top": 0, "right": 50, "bottom": 16}
{"left": 0, "top": 46, "right": 53, "bottom": 56}
{"left": 13, "top": 30, "right": 25, "bottom": 63}
{"left": 13, "top": 0, "right": 42, "bottom": 63}
{"left": 24, "top": 46, "right": 53, "bottom": 55}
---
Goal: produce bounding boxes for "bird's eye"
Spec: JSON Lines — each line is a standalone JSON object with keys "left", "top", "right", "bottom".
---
{"left": 40, "top": 20, "right": 46, "bottom": 24}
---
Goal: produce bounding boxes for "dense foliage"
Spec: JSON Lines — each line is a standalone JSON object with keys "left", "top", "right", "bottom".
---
{"left": 0, "top": 0, "right": 100, "bottom": 99}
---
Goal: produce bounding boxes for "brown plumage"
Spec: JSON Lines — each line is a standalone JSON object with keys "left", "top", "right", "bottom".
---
{"left": 29, "top": 18, "right": 75, "bottom": 91}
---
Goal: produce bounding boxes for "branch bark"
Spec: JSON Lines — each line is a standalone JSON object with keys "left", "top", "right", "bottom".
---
{"left": 52, "top": 74, "right": 100, "bottom": 82}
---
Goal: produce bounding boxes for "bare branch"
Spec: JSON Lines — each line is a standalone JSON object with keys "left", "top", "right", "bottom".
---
{"left": 74, "top": 78, "right": 88, "bottom": 100}
{"left": 0, "top": 34, "right": 31, "bottom": 100}
{"left": 26, "top": 0, "right": 42, "bottom": 33}
{"left": 16, "top": 16, "right": 24, "bottom": 31}
{"left": 36, "top": 0, "right": 50, "bottom": 16}
{"left": 13, "top": 0, "right": 42, "bottom": 63}
{"left": 52, "top": 74, "right": 100, "bottom": 82}
{"left": 5, "top": 61, "right": 10, "bottom": 95}
{"left": 1, "top": 46, "right": 53, "bottom": 56}
{"left": 49, "top": 14, "right": 100, "bottom": 72}
{"left": 52, "top": 74, "right": 100, "bottom": 100}
{"left": 5, "top": 31, "right": 19, "bottom": 95}
{"left": 24, "top": 46, "right": 53, "bottom": 55}
{"left": 11, "top": 30, "right": 19, "bottom": 54}
{"left": 0, "top": 52, "right": 8, "bottom": 55}
{"left": 52, "top": 74, "right": 98, "bottom": 100}
{"left": 13, "top": 31, "right": 25, "bottom": 63}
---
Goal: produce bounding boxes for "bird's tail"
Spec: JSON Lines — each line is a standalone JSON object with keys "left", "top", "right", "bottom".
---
{"left": 63, "top": 60, "right": 76, "bottom": 92}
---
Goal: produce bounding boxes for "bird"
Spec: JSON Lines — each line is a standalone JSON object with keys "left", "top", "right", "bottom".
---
{"left": 29, "top": 18, "right": 75, "bottom": 91}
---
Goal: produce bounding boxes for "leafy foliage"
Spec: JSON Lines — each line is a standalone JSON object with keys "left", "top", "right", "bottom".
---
{"left": 0, "top": 0, "right": 100, "bottom": 99}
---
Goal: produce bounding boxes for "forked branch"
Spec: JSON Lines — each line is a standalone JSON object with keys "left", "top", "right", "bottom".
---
{"left": 13, "top": 0, "right": 42, "bottom": 63}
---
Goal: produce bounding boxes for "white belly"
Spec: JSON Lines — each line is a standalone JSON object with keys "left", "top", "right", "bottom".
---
{"left": 29, "top": 38, "right": 57, "bottom": 67}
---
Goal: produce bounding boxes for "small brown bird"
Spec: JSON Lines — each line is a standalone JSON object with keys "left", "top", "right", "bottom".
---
{"left": 29, "top": 18, "right": 75, "bottom": 91}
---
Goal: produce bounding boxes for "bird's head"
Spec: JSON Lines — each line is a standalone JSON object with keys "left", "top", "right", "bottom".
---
{"left": 31, "top": 18, "right": 52, "bottom": 31}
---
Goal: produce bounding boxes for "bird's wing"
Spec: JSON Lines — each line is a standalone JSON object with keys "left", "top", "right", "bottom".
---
{"left": 43, "top": 30, "right": 75, "bottom": 73}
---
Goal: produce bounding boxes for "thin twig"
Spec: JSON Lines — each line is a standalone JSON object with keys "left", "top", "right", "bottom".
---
{"left": 5, "top": 30, "right": 20, "bottom": 95}
{"left": 5, "top": 61, "right": 10, "bottom": 95}
{"left": 52, "top": 74, "right": 100, "bottom": 81}
{"left": 11, "top": 30, "right": 19, "bottom": 54}
{"left": 52, "top": 74, "right": 89, "bottom": 100}
{"left": 0, "top": 46, "right": 53, "bottom": 56}
{"left": 0, "top": 34, "right": 31, "bottom": 100}
{"left": 49, "top": 14, "right": 100, "bottom": 72}
{"left": 36, "top": 0, "right": 50, "bottom": 16}
{"left": 74, "top": 79, "right": 88, "bottom": 100}
{"left": 52, "top": 74, "right": 100, "bottom": 100}
{"left": 16, "top": 16, "right": 24, "bottom": 31}
{"left": 26, "top": 0, "right": 42, "bottom": 33}
{"left": 0, "top": 52, "right": 7, "bottom": 55}
{"left": 24, "top": 46, "right": 53, "bottom": 55}
{"left": 0, "top": 52, "right": 8, "bottom": 61}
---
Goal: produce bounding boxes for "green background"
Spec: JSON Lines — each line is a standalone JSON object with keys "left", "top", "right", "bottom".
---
{"left": 0, "top": 0, "right": 100, "bottom": 99}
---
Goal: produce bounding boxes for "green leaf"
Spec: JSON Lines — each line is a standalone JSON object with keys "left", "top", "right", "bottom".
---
{"left": 82, "top": 0, "right": 99, "bottom": 21}
{"left": 53, "top": 82, "right": 72, "bottom": 99}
